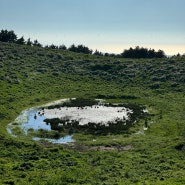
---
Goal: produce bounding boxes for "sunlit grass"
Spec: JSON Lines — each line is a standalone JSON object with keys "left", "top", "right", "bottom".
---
{"left": 0, "top": 41, "right": 185, "bottom": 184}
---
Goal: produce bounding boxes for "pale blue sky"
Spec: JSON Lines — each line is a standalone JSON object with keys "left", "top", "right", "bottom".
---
{"left": 0, "top": 0, "right": 185, "bottom": 54}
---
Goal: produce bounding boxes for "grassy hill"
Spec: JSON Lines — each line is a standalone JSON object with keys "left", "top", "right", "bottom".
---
{"left": 0, "top": 41, "right": 185, "bottom": 184}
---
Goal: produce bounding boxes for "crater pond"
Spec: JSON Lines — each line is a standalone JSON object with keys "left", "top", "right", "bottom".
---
{"left": 7, "top": 98, "right": 147, "bottom": 143}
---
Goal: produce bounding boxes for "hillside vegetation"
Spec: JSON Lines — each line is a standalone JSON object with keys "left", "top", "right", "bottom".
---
{"left": 0, "top": 41, "right": 185, "bottom": 184}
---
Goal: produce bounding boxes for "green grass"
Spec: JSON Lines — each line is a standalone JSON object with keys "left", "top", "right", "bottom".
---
{"left": 0, "top": 41, "right": 185, "bottom": 184}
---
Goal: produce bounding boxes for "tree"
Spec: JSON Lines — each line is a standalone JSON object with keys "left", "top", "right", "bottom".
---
{"left": 49, "top": 44, "right": 58, "bottom": 49}
{"left": 0, "top": 29, "right": 17, "bottom": 43}
{"left": 68, "top": 44, "right": 77, "bottom": 52}
{"left": 148, "top": 49, "right": 155, "bottom": 58}
{"left": 93, "top": 49, "right": 103, "bottom": 56}
{"left": 121, "top": 46, "right": 166, "bottom": 58}
{"left": 121, "top": 47, "right": 134, "bottom": 58}
{"left": 33, "top": 39, "right": 42, "bottom": 47}
{"left": 155, "top": 49, "right": 165, "bottom": 58}
{"left": 76, "top": 44, "right": 92, "bottom": 54}
{"left": 16, "top": 36, "right": 25, "bottom": 45}
{"left": 26, "top": 38, "right": 32, "bottom": 46}
{"left": 68, "top": 44, "right": 92, "bottom": 54}
{"left": 59, "top": 44, "right": 67, "bottom": 50}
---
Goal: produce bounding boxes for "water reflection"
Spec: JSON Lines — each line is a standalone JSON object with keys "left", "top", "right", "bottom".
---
{"left": 7, "top": 108, "right": 74, "bottom": 144}
{"left": 21, "top": 109, "right": 51, "bottom": 134}
{"left": 32, "top": 135, "right": 74, "bottom": 144}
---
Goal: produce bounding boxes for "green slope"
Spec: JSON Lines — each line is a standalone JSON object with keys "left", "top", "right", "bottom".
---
{"left": 0, "top": 41, "right": 185, "bottom": 184}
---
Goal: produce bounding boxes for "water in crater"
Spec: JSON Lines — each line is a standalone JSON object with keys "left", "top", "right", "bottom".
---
{"left": 7, "top": 99, "right": 133, "bottom": 144}
{"left": 7, "top": 108, "right": 74, "bottom": 144}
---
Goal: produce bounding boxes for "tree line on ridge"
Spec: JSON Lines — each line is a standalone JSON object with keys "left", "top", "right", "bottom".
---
{"left": 0, "top": 29, "right": 166, "bottom": 58}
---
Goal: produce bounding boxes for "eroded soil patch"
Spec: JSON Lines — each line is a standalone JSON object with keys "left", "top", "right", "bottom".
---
{"left": 66, "top": 144, "right": 133, "bottom": 152}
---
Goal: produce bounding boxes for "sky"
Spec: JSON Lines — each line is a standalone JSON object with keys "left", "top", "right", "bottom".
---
{"left": 0, "top": 0, "right": 185, "bottom": 55}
